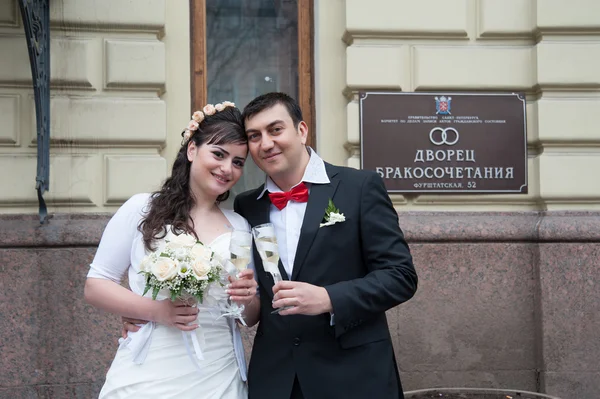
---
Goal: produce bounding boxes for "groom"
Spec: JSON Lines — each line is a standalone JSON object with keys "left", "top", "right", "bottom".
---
{"left": 234, "top": 92, "right": 418, "bottom": 399}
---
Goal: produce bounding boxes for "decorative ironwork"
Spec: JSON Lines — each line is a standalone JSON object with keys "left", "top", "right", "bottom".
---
{"left": 18, "top": 0, "right": 50, "bottom": 224}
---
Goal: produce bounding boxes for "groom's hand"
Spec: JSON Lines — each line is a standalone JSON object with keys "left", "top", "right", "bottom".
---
{"left": 121, "top": 316, "right": 147, "bottom": 338}
{"left": 272, "top": 281, "right": 333, "bottom": 316}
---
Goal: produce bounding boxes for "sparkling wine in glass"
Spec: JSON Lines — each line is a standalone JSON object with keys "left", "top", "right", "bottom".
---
{"left": 229, "top": 230, "right": 252, "bottom": 274}
{"left": 251, "top": 223, "right": 289, "bottom": 313}
{"left": 224, "top": 229, "right": 253, "bottom": 317}
{"left": 252, "top": 223, "right": 281, "bottom": 280}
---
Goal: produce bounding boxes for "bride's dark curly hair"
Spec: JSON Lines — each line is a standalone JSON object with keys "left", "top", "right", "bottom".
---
{"left": 139, "top": 106, "right": 247, "bottom": 251}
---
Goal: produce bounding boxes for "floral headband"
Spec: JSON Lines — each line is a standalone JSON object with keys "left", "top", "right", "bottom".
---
{"left": 182, "top": 100, "right": 236, "bottom": 144}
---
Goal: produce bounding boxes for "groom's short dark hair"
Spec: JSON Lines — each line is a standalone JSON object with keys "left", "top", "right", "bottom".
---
{"left": 242, "top": 92, "right": 303, "bottom": 128}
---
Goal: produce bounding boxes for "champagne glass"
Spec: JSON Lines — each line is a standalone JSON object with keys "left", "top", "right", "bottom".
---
{"left": 229, "top": 230, "right": 252, "bottom": 274}
{"left": 251, "top": 223, "right": 290, "bottom": 314}
{"left": 225, "top": 230, "right": 253, "bottom": 314}
{"left": 251, "top": 223, "right": 281, "bottom": 281}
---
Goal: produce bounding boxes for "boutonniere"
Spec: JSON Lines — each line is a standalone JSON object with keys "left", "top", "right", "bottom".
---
{"left": 320, "top": 199, "right": 346, "bottom": 228}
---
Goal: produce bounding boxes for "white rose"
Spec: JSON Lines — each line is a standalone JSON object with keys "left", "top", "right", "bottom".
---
{"left": 191, "top": 258, "right": 211, "bottom": 280}
{"left": 214, "top": 103, "right": 225, "bottom": 112}
{"left": 151, "top": 257, "right": 178, "bottom": 281}
{"left": 221, "top": 101, "right": 235, "bottom": 108}
{"left": 191, "top": 243, "right": 212, "bottom": 262}
{"left": 165, "top": 231, "right": 197, "bottom": 249}
{"left": 138, "top": 255, "right": 153, "bottom": 272}
{"left": 190, "top": 244, "right": 213, "bottom": 279}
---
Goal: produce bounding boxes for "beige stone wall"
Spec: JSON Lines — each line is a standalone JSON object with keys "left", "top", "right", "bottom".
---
{"left": 0, "top": 0, "right": 189, "bottom": 213}
{"left": 3, "top": 0, "right": 598, "bottom": 214}
{"left": 315, "top": 0, "right": 600, "bottom": 211}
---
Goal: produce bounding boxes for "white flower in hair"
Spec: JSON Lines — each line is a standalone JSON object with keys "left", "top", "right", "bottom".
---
{"left": 192, "top": 111, "right": 204, "bottom": 123}
{"left": 203, "top": 104, "right": 216, "bottom": 116}
{"left": 187, "top": 120, "right": 199, "bottom": 131}
{"left": 183, "top": 130, "right": 192, "bottom": 142}
{"left": 222, "top": 101, "right": 235, "bottom": 108}
{"left": 215, "top": 103, "right": 225, "bottom": 112}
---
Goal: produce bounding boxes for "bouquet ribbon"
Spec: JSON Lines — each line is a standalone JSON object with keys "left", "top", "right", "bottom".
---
{"left": 182, "top": 329, "right": 205, "bottom": 373}
{"left": 120, "top": 305, "right": 219, "bottom": 371}
{"left": 216, "top": 302, "right": 247, "bottom": 327}
{"left": 120, "top": 299, "right": 246, "bottom": 376}
{"left": 181, "top": 303, "right": 223, "bottom": 373}
{"left": 118, "top": 322, "right": 155, "bottom": 365}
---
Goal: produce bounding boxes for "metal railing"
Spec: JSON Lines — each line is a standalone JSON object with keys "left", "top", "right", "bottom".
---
{"left": 18, "top": 0, "right": 50, "bottom": 224}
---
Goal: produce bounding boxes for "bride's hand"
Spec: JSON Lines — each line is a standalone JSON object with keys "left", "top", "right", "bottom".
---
{"left": 227, "top": 269, "right": 258, "bottom": 307}
{"left": 153, "top": 299, "right": 199, "bottom": 331}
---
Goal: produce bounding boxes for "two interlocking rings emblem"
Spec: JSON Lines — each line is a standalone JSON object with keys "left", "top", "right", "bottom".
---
{"left": 429, "top": 127, "right": 459, "bottom": 146}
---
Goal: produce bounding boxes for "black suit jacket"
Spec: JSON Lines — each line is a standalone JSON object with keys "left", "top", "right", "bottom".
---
{"left": 234, "top": 163, "right": 418, "bottom": 399}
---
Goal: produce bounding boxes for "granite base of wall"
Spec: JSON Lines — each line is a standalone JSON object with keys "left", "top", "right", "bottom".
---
{"left": 0, "top": 212, "right": 598, "bottom": 399}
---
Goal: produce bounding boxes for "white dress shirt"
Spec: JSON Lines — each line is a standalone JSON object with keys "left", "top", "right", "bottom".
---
{"left": 256, "top": 148, "right": 330, "bottom": 278}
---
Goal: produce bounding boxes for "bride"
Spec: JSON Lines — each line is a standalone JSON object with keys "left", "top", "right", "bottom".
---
{"left": 84, "top": 102, "right": 259, "bottom": 398}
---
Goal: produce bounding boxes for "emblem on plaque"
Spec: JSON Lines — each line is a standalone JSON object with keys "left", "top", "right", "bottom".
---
{"left": 435, "top": 96, "right": 452, "bottom": 115}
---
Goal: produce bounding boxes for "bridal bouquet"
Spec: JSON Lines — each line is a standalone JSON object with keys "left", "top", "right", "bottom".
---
{"left": 138, "top": 231, "right": 224, "bottom": 303}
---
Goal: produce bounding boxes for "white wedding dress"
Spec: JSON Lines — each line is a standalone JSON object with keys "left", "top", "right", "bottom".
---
{"left": 87, "top": 194, "right": 249, "bottom": 399}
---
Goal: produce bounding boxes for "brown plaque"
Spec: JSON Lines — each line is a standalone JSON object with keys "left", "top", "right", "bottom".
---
{"left": 360, "top": 92, "right": 527, "bottom": 193}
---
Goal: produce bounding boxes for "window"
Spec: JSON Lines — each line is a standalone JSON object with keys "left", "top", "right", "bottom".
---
{"left": 190, "top": 0, "right": 315, "bottom": 199}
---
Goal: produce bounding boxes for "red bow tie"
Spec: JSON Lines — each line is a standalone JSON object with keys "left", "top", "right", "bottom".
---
{"left": 268, "top": 182, "right": 309, "bottom": 210}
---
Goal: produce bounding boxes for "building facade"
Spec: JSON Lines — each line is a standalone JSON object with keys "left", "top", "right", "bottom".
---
{"left": 1, "top": 1, "right": 598, "bottom": 398}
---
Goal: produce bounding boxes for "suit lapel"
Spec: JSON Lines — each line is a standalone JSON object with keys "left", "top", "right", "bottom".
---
{"left": 291, "top": 166, "right": 340, "bottom": 280}
{"left": 244, "top": 186, "right": 270, "bottom": 228}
